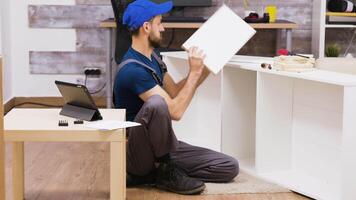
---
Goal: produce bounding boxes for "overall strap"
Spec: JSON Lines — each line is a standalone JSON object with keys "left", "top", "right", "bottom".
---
{"left": 118, "top": 59, "right": 163, "bottom": 86}
{"left": 152, "top": 51, "right": 168, "bottom": 74}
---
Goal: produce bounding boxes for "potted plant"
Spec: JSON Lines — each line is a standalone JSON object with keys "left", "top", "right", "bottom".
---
{"left": 325, "top": 43, "right": 341, "bottom": 57}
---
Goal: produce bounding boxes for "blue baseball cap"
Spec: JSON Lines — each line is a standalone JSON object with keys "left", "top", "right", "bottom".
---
{"left": 123, "top": 0, "right": 173, "bottom": 31}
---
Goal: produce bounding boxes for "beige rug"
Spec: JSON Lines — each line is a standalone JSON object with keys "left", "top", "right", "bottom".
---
{"left": 203, "top": 172, "right": 290, "bottom": 195}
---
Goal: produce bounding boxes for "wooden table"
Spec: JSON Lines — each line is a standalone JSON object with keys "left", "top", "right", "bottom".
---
{"left": 4, "top": 108, "right": 126, "bottom": 200}
{"left": 100, "top": 19, "right": 298, "bottom": 108}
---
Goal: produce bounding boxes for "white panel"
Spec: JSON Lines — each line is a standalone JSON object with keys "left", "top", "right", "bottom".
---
{"left": 255, "top": 72, "right": 293, "bottom": 172}
{"left": 162, "top": 57, "right": 189, "bottom": 83}
{"left": 163, "top": 56, "right": 222, "bottom": 151}
{"left": 292, "top": 80, "right": 343, "bottom": 192}
{"left": 259, "top": 170, "right": 339, "bottom": 200}
{"left": 341, "top": 86, "right": 356, "bottom": 200}
{"left": 292, "top": 104, "right": 342, "bottom": 189}
{"left": 221, "top": 67, "right": 256, "bottom": 162}
{"left": 28, "top": 29, "right": 76, "bottom": 51}
{"left": 182, "top": 5, "right": 256, "bottom": 74}
{"left": 316, "top": 58, "right": 356, "bottom": 75}
{"left": 162, "top": 52, "right": 356, "bottom": 87}
{"left": 312, "top": 0, "right": 326, "bottom": 58}
{"left": 293, "top": 79, "right": 343, "bottom": 113}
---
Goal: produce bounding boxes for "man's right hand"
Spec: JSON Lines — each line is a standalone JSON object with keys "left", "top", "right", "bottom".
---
{"left": 188, "top": 46, "right": 206, "bottom": 75}
{"left": 139, "top": 47, "right": 208, "bottom": 121}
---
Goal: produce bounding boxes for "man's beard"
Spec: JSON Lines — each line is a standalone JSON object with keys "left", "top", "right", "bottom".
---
{"left": 148, "top": 33, "right": 162, "bottom": 48}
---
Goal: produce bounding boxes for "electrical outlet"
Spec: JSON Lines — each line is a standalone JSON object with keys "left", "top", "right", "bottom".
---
{"left": 86, "top": 78, "right": 102, "bottom": 91}
{"left": 84, "top": 68, "right": 101, "bottom": 76}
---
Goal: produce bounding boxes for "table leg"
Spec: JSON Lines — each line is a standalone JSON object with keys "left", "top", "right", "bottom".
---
{"left": 106, "top": 28, "right": 114, "bottom": 109}
{"left": 110, "top": 141, "right": 126, "bottom": 200}
{"left": 13, "top": 142, "right": 24, "bottom": 200}
{"left": 0, "top": 140, "right": 5, "bottom": 200}
{"left": 286, "top": 29, "right": 293, "bottom": 52}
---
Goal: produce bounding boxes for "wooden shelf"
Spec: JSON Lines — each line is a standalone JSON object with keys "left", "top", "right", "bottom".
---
{"left": 100, "top": 19, "right": 298, "bottom": 29}
{"left": 326, "top": 12, "right": 356, "bottom": 17}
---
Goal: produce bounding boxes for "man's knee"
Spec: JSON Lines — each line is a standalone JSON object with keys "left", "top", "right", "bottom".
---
{"left": 145, "top": 95, "right": 169, "bottom": 117}
{"left": 228, "top": 157, "right": 239, "bottom": 181}
{"left": 221, "top": 156, "right": 239, "bottom": 182}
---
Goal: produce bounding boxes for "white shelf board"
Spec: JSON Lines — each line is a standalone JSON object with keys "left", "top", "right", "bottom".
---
{"left": 161, "top": 51, "right": 356, "bottom": 86}
{"left": 325, "top": 24, "right": 356, "bottom": 28}
{"left": 239, "top": 157, "right": 256, "bottom": 175}
{"left": 258, "top": 170, "right": 340, "bottom": 200}
{"left": 227, "top": 158, "right": 340, "bottom": 200}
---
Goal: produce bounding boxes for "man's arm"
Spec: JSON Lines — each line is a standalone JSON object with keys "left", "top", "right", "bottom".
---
{"left": 139, "top": 47, "right": 205, "bottom": 121}
{"left": 163, "top": 65, "right": 210, "bottom": 98}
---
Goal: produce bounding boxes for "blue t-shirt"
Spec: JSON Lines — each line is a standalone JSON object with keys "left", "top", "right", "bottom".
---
{"left": 113, "top": 47, "right": 164, "bottom": 121}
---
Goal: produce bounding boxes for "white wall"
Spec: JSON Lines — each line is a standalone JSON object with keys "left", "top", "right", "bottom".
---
{"left": 2, "top": 0, "right": 82, "bottom": 99}
{"left": 1, "top": 0, "right": 13, "bottom": 103}
{"left": 0, "top": 10, "right": 2, "bottom": 55}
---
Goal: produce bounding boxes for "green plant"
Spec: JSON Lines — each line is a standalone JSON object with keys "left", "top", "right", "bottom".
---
{"left": 325, "top": 44, "right": 341, "bottom": 57}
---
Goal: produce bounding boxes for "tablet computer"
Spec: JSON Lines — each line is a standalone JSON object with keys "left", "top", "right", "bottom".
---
{"left": 55, "top": 80, "right": 103, "bottom": 121}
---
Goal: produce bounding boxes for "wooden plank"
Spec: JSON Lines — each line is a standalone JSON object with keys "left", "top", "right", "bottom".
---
{"left": 28, "top": 5, "right": 113, "bottom": 28}
{"left": 4, "top": 131, "right": 125, "bottom": 142}
{"left": 76, "top": 29, "right": 107, "bottom": 53}
{"left": 76, "top": 0, "right": 110, "bottom": 5}
{"left": 250, "top": 20, "right": 298, "bottom": 29}
{"left": 29, "top": 51, "right": 106, "bottom": 74}
{"left": 0, "top": 56, "right": 5, "bottom": 200}
{"left": 326, "top": 12, "right": 356, "bottom": 17}
{"left": 100, "top": 19, "right": 298, "bottom": 29}
{"left": 100, "top": 20, "right": 203, "bottom": 29}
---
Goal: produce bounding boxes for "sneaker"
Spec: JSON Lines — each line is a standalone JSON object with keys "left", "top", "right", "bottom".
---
{"left": 126, "top": 171, "right": 156, "bottom": 187}
{"left": 156, "top": 161, "right": 206, "bottom": 195}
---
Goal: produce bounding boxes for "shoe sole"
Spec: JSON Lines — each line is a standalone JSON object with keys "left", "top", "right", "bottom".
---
{"left": 156, "top": 184, "right": 206, "bottom": 195}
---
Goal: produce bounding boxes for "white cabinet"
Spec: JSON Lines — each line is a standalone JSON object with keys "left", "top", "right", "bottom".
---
{"left": 162, "top": 56, "right": 222, "bottom": 152}
{"left": 163, "top": 51, "right": 356, "bottom": 200}
{"left": 312, "top": 0, "right": 356, "bottom": 58}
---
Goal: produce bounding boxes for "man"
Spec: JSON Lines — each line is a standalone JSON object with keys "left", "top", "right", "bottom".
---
{"left": 113, "top": 0, "right": 239, "bottom": 195}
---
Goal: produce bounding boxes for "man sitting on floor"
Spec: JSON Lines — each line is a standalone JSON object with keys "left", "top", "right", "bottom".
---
{"left": 113, "top": 0, "right": 239, "bottom": 195}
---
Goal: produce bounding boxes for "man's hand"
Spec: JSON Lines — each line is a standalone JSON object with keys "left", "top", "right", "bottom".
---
{"left": 188, "top": 46, "right": 206, "bottom": 75}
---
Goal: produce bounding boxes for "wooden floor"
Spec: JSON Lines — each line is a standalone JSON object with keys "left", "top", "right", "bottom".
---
{"left": 4, "top": 142, "right": 311, "bottom": 200}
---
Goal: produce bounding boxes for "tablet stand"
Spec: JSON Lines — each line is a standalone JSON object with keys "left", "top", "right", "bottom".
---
{"left": 60, "top": 104, "right": 103, "bottom": 121}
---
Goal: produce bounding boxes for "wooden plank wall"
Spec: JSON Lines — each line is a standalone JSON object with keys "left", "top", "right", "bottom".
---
{"left": 27, "top": 0, "right": 356, "bottom": 89}
{"left": 0, "top": 56, "right": 5, "bottom": 200}
{"left": 27, "top": 0, "right": 312, "bottom": 75}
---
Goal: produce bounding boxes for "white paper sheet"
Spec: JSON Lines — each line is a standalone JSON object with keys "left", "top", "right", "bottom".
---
{"left": 182, "top": 4, "right": 256, "bottom": 74}
{"left": 86, "top": 120, "right": 141, "bottom": 131}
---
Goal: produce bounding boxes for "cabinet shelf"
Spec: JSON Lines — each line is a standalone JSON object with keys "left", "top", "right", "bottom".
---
{"left": 326, "top": 12, "right": 356, "bottom": 17}
{"left": 325, "top": 24, "right": 356, "bottom": 28}
{"left": 312, "top": 1, "right": 356, "bottom": 58}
